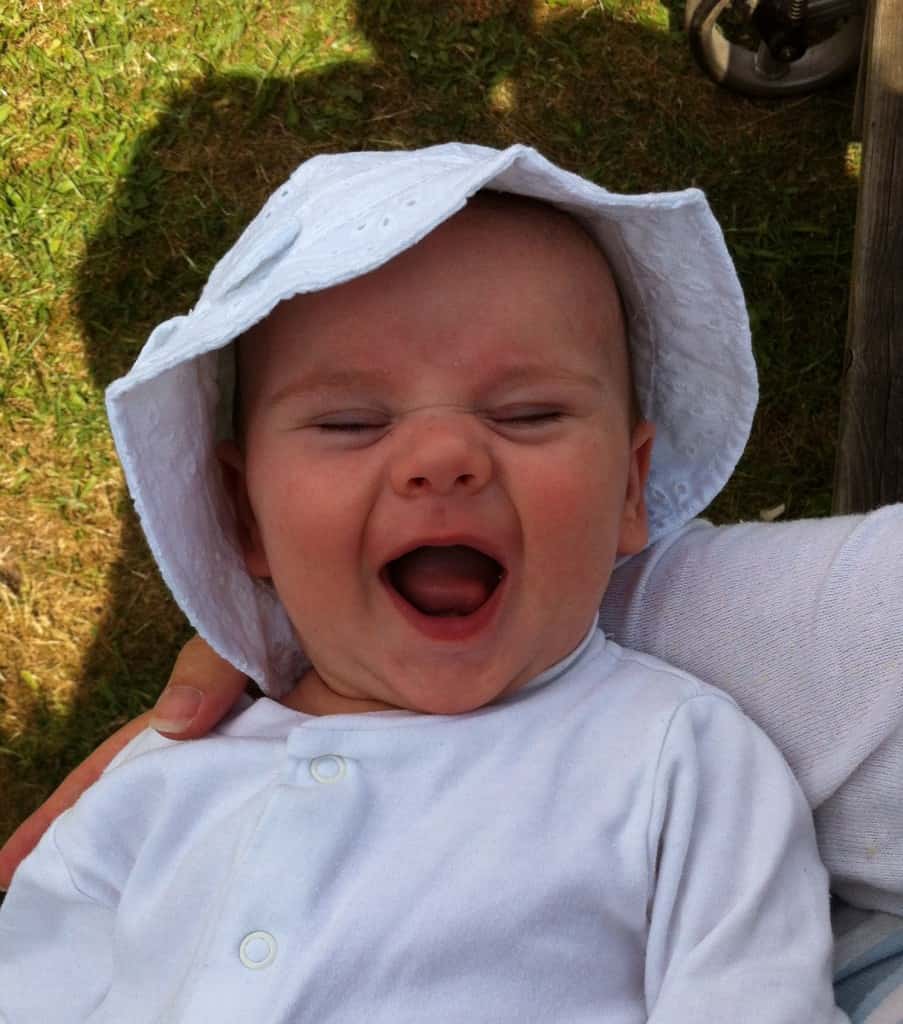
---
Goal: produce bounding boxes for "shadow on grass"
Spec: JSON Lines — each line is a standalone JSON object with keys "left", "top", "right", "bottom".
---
{"left": 3, "top": 0, "right": 859, "bottom": 834}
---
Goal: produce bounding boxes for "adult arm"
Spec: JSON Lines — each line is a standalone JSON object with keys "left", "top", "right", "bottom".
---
{"left": 0, "top": 636, "right": 247, "bottom": 890}
{"left": 602, "top": 506, "right": 903, "bottom": 913}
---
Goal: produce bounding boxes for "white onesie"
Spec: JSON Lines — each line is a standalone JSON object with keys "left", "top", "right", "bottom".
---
{"left": 602, "top": 508, "right": 903, "bottom": 914}
{"left": 0, "top": 624, "right": 845, "bottom": 1023}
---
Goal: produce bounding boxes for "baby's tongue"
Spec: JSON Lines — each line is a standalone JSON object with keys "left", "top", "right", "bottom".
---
{"left": 390, "top": 545, "right": 500, "bottom": 616}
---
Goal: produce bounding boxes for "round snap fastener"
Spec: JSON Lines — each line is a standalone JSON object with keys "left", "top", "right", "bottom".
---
{"left": 239, "top": 930, "right": 277, "bottom": 969}
{"left": 310, "top": 754, "right": 346, "bottom": 784}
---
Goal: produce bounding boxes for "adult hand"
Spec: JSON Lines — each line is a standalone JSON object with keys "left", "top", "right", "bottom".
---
{"left": 0, "top": 636, "right": 247, "bottom": 890}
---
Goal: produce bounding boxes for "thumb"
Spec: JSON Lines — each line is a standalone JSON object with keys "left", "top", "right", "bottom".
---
{"left": 150, "top": 634, "right": 249, "bottom": 740}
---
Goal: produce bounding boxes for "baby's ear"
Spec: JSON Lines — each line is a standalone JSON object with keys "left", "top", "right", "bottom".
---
{"left": 215, "top": 440, "right": 271, "bottom": 578}
{"left": 617, "top": 421, "right": 655, "bottom": 557}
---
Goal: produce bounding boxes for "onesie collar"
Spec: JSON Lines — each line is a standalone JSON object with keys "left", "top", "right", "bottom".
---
{"left": 218, "top": 617, "right": 605, "bottom": 736}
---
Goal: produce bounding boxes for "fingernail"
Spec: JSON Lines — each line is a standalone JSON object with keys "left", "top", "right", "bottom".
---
{"left": 150, "top": 685, "right": 204, "bottom": 733}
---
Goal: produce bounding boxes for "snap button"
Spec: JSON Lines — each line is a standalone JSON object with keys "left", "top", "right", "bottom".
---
{"left": 239, "top": 930, "right": 277, "bottom": 969}
{"left": 309, "top": 754, "right": 346, "bottom": 784}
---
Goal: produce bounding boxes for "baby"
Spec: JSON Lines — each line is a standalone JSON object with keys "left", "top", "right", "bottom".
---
{"left": 0, "top": 143, "right": 847, "bottom": 1021}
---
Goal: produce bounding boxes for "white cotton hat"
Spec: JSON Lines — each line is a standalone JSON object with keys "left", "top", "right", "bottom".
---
{"left": 106, "top": 142, "right": 757, "bottom": 695}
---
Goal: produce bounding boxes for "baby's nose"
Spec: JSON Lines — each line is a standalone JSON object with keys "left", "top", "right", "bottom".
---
{"left": 389, "top": 414, "right": 492, "bottom": 498}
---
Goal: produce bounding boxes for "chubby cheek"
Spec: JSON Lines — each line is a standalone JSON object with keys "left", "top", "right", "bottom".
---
{"left": 245, "top": 453, "right": 364, "bottom": 600}
{"left": 518, "top": 447, "right": 624, "bottom": 611}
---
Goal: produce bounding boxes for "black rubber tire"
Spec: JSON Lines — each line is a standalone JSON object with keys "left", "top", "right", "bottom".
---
{"left": 685, "top": 0, "right": 864, "bottom": 97}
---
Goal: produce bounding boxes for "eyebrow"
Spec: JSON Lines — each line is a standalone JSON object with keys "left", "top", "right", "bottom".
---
{"left": 266, "top": 368, "right": 396, "bottom": 406}
{"left": 265, "top": 363, "right": 606, "bottom": 407}
{"left": 480, "top": 364, "right": 611, "bottom": 398}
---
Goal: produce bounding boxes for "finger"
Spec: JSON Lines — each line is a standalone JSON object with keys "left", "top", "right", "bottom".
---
{"left": 0, "top": 710, "right": 153, "bottom": 890}
{"left": 150, "top": 635, "right": 248, "bottom": 740}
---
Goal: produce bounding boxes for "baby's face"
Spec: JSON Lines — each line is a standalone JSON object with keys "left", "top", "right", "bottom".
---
{"left": 221, "top": 197, "right": 653, "bottom": 715}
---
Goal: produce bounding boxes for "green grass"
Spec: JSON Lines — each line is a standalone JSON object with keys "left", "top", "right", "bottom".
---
{"left": 0, "top": 0, "right": 858, "bottom": 842}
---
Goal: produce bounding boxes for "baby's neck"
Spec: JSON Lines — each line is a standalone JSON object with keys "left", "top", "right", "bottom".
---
{"left": 280, "top": 669, "right": 400, "bottom": 717}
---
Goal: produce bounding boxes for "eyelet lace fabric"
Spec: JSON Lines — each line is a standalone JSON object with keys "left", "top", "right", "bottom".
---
{"left": 106, "top": 142, "right": 757, "bottom": 695}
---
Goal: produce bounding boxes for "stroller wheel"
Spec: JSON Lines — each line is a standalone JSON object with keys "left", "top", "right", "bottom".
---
{"left": 685, "top": 0, "right": 864, "bottom": 97}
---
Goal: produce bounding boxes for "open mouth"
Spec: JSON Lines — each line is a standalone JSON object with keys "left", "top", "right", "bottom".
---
{"left": 383, "top": 545, "right": 506, "bottom": 619}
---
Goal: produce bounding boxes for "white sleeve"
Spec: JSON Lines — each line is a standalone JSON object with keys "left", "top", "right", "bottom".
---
{"left": 645, "top": 695, "right": 848, "bottom": 1023}
{"left": 603, "top": 507, "right": 903, "bottom": 912}
{"left": 0, "top": 817, "right": 115, "bottom": 1022}
{"left": 0, "top": 729, "right": 168, "bottom": 1021}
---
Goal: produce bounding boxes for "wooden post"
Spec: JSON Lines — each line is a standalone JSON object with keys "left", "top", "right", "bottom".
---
{"left": 833, "top": 0, "right": 903, "bottom": 513}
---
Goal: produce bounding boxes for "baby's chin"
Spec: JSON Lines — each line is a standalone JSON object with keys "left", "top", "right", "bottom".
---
{"left": 278, "top": 664, "right": 525, "bottom": 718}
{"left": 279, "top": 669, "right": 396, "bottom": 716}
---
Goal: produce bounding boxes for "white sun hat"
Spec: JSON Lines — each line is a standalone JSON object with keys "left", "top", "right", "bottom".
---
{"left": 106, "top": 142, "right": 757, "bottom": 696}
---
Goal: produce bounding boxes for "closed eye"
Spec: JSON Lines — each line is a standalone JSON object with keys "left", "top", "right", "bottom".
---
{"left": 493, "top": 411, "right": 564, "bottom": 426}
{"left": 309, "top": 408, "right": 392, "bottom": 433}
{"left": 315, "top": 421, "right": 387, "bottom": 434}
{"left": 310, "top": 409, "right": 564, "bottom": 433}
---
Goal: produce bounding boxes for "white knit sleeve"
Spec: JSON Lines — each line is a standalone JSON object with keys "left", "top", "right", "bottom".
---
{"left": 645, "top": 695, "right": 846, "bottom": 1022}
{"left": 602, "top": 506, "right": 903, "bottom": 912}
{"left": 0, "top": 730, "right": 167, "bottom": 1020}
